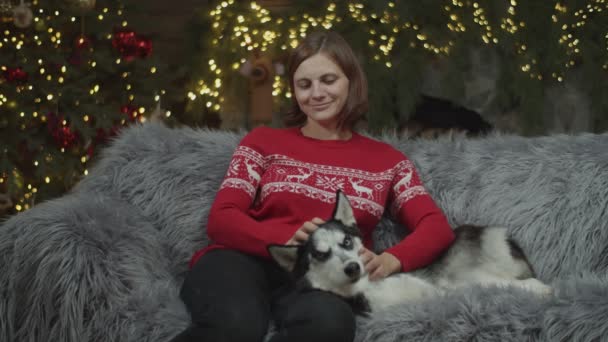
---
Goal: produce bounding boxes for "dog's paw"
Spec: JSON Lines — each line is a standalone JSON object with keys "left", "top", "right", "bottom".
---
{"left": 520, "top": 279, "right": 553, "bottom": 297}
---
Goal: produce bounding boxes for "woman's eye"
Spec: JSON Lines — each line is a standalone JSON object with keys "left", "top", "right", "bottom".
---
{"left": 296, "top": 80, "right": 311, "bottom": 89}
{"left": 322, "top": 76, "right": 337, "bottom": 84}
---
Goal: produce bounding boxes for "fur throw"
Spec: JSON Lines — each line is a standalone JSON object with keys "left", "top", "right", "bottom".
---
{"left": 1, "top": 123, "right": 608, "bottom": 342}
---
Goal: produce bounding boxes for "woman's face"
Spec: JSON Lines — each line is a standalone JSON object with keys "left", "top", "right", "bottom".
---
{"left": 293, "top": 53, "right": 350, "bottom": 127}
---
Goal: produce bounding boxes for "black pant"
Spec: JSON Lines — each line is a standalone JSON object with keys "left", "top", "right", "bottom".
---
{"left": 170, "top": 249, "right": 356, "bottom": 342}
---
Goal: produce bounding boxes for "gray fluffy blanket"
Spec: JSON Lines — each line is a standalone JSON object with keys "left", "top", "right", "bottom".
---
{"left": 2, "top": 122, "right": 608, "bottom": 342}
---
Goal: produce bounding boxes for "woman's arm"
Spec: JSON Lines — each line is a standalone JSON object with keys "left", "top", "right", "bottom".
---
{"left": 205, "top": 128, "right": 294, "bottom": 257}
{"left": 384, "top": 158, "right": 455, "bottom": 272}
{"left": 207, "top": 189, "right": 294, "bottom": 257}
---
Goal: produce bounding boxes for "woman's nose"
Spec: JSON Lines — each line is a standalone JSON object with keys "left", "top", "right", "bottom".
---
{"left": 311, "top": 82, "right": 325, "bottom": 99}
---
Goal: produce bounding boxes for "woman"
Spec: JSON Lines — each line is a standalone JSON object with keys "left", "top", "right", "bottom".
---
{"left": 172, "top": 30, "right": 455, "bottom": 342}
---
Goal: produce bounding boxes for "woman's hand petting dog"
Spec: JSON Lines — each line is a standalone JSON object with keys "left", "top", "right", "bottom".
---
{"left": 359, "top": 248, "right": 402, "bottom": 281}
{"left": 286, "top": 217, "right": 325, "bottom": 245}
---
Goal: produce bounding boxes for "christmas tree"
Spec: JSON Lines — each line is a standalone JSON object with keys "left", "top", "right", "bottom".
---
{"left": 0, "top": 0, "right": 175, "bottom": 217}
{"left": 182, "top": 0, "right": 608, "bottom": 134}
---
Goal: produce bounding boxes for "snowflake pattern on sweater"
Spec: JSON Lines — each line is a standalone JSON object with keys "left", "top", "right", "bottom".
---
{"left": 219, "top": 145, "right": 428, "bottom": 218}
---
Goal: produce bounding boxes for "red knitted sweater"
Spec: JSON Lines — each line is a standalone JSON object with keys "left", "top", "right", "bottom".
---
{"left": 190, "top": 126, "right": 455, "bottom": 272}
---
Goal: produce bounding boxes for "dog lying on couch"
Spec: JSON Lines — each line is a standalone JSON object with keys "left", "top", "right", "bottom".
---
{"left": 268, "top": 190, "right": 552, "bottom": 315}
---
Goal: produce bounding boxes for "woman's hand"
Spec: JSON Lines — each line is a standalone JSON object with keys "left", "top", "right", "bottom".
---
{"left": 286, "top": 217, "right": 325, "bottom": 245}
{"left": 359, "top": 247, "right": 402, "bottom": 281}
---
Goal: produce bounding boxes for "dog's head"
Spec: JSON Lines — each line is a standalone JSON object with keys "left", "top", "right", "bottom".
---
{"left": 268, "top": 190, "right": 365, "bottom": 297}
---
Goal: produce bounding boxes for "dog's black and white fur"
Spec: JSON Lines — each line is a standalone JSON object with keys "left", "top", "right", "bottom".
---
{"left": 268, "top": 190, "right": 552, "bottom": 315}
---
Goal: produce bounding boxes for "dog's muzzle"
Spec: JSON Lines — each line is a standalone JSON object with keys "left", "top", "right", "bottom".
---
{"left": 344, "top": 262, "right": 361, "bottom": 281}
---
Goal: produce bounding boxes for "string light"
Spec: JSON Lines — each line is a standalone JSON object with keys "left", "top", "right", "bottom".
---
{"left": 188, "top": 0, "right": 608, "bottom": 115}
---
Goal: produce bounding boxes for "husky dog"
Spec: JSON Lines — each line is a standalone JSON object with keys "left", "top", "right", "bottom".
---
{"left": 267, "top": 191, "right": 552, "bottom": 314}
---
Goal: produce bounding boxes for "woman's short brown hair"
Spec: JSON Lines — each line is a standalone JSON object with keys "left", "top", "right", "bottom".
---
{"left": 283, "top": 30, "right": 368, "bottom": 130}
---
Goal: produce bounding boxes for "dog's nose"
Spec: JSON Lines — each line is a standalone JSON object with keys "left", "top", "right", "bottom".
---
{"left": 344, "top": 262, "right": 361, "bottom": 278}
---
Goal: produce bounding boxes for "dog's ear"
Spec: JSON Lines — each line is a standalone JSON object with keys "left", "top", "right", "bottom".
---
{"left": 332, "top": 190, "right": 356, "bottom": 227}
{"left": 268, "top": 244, "right": 299, "bottom": 272}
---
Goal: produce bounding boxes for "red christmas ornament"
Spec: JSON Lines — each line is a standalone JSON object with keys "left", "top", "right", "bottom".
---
{"left": 86, "top": 127, "right": 112, "bottom": 158}
{"left": 46, "top": 112, "right": 80, "bottom": 149}
{"left": 120, "top": 104, "right": 141, "bottom": 122}
{"left": 69, "top": 35, "right": 93, "bottom": 66}
{"left": 112, "top": 28, "right": 152, "bottom": 61}
{"left": 3, "top": 67, "right": 28, "bottom": 83}
{"left": 112, "top": 29, "right": 137, "bottom": 49}
{"left": 74, "top": 35, "right": 92, "bottom": 50}
{"left": 55, "top": 126, "right": 80, "bottom": 148}
{"left": 136, "top": 36, "right": 152, "bottom": 58}
{"left": 112, "top": 28, "right": 138, "bottom": 61}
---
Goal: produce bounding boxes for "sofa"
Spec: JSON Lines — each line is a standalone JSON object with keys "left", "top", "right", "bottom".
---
{"left": 1, "top": 122, "right": 608, "bottom": 342}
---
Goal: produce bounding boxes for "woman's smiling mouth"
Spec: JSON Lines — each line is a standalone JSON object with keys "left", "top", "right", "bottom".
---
{"left": 311, "top": 102, "right": 332, "bottom": 110}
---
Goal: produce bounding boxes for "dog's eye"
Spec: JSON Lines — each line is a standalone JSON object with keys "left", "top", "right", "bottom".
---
{"left": 341, "top": 236, "right": 353, "bottom": 249}
{"left": 312, "top": 249, "right": 331, "bottom": 261}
